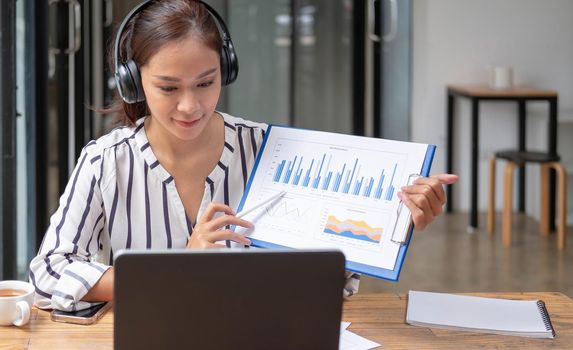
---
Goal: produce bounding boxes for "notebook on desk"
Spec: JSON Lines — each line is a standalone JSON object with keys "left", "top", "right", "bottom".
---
{"left": 114, "top": 249, "right": 346, "bottom": 350}
{"left": 406, "top": 290, "right": 555, "bottom": 339}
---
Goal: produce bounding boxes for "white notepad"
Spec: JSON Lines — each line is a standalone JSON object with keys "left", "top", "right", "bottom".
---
{"left": 406, "top": 290, "right": 555, "bottom": 339}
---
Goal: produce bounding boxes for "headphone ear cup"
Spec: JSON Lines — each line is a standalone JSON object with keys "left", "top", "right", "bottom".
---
{"left": 220, "top": 46, "right": 230, "bottom": 86}
{"left": 126, "top": 60, "right": 145, "bottom": 103}
{"left": 116, "top": 59, "right": 145, "bottom": 104}
{"left": 220, "top": 41, "right": 238, "bottom": 86}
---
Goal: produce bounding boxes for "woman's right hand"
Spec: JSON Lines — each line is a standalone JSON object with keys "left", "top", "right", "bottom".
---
{"left": 186, "top": 203, "right": 253, "bottom": 249}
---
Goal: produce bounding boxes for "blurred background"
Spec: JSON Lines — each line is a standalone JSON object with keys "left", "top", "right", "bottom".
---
{"left": 0, "top": 0, "right": 571, "bottom": 296}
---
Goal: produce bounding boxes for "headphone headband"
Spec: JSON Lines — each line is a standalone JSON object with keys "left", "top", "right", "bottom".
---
{"left": 198, "top": 1, "right": 231, "bottom": 42}
{"left": 114, "top": 0, "right": 238, "bottom": 104}
{"left": 113, "top": 0, "right": 151, "bottom": 77}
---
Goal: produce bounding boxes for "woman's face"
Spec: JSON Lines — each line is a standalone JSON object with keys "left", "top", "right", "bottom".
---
{"left": 140, "top": 35, "right": 221, "bottom": 141}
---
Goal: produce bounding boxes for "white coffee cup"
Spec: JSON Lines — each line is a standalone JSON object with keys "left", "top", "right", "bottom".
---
{"left": 0, "top": 280, "right": 35, "bottom": 326}
{"left": 490, "top": 66, "right": 513, "bottom": 89}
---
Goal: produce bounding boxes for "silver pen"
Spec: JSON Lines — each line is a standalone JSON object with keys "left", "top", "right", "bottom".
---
{"left": 236, "top": 191, "right": 286, "bottom": 219}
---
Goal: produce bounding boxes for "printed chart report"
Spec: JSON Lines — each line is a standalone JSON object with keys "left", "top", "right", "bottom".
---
{"left": 236, "top": 126, "right": 435, "bottom": 280}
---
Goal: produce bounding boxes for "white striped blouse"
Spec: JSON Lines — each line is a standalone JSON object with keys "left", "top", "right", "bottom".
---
{"left": 29, "top": 113, "right": 360, "bottom": 311}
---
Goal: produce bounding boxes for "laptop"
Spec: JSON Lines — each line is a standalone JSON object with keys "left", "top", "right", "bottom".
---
{"left": 114, "top": 249, "right": 346, "bottom": 350}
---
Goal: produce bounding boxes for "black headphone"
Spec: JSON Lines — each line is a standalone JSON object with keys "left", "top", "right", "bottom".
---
{"left": 114, "top": 0, "right": 239, "bottom": 104}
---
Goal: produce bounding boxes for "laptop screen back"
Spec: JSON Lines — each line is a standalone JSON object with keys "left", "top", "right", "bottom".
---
{"left": 114, "top": 249, "right": 345, "bottom": 350}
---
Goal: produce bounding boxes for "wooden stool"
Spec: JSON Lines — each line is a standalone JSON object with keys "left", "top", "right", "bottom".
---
{"left": 487, "top": 150, "right": 567, "bottom": 249}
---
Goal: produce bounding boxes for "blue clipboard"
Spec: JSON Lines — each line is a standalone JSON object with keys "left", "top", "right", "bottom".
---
{"left": 236, "top": 125, "right": 436, "bottom": 281}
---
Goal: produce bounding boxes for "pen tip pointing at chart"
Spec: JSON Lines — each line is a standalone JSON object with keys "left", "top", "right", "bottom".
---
{"left": 236, "top": 190, "right": 287, "bottom": 219}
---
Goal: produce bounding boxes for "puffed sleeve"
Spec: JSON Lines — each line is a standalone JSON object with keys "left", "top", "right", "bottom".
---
{"left": 29, "top": 143, "right": 111, "bottom": 311}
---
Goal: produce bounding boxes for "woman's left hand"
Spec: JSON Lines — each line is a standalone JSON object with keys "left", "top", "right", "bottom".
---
{"left": 397, "top": 173, "right": 458, "bottom": 231}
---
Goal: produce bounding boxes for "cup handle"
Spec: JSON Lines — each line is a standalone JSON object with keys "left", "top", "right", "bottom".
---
{"left": 13, "top": 301, "right": 31, "bottom": 326}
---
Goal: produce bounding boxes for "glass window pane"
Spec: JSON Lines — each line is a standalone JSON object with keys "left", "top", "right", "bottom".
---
{"left": 16, "top": 0, "right": 34, "bottom": 280}
{"left": 226, "top": 0, "right": 291, "bottom": 125}
{"left": 0, "top": 0, "right": 18, "bottom": 280}
{"left": 294, "top": 0, "right": 353, "bottom": 133}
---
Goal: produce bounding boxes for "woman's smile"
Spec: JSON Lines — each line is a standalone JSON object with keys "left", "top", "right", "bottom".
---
{"left": 174, "top": 117, "right": 203, "bottom": 129}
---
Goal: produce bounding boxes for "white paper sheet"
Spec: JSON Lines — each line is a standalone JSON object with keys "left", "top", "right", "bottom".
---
{"left": 236, "top": 126, "right": 429, "bottom": 272}
{"left": 339, "top": 322, "right": 380, "bottom": 350}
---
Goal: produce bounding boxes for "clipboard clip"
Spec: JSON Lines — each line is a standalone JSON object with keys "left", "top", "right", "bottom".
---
{"left": 390, "top": 173, "right": 421, "bottom": 245}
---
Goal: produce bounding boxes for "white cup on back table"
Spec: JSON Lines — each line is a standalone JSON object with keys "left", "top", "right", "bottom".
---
{"left": 0, "top": 280, "right": 35, "bottom": 326}
{"left": 490, "top": 66, "right": 513, "bottom": 89}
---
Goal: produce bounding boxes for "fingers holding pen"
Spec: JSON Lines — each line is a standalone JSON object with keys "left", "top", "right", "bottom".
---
{"left": 209, "top": 230, "right": 252, "bottom": 246}
{"left": 188, "top": 225, "right": 253, "bottom": 249}
{"left": 197, "top": 202, "right": 236, "bottom": 224}
{"left": 188, "top": 202, "right": 254, "bottom": 249}
{"left": 203, "top": 214, "right": 254, "bottom": 233}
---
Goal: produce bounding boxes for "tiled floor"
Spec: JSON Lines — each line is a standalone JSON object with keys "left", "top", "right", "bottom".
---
{"left": 360, "top": 212, "right": 573, "bottom": 298}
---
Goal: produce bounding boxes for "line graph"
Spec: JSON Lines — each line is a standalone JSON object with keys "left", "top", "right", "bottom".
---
{"left": 264, "top": 200, "right": 314, "bottom": 220}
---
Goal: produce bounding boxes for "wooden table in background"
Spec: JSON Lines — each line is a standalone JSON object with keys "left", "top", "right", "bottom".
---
{"left": 1, "top": 292, "right": 572, "bottom": 349}
{"left": 445, "top": 84, "right": 558, "bottom": 230}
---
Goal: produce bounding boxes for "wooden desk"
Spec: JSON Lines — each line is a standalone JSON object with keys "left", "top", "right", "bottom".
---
{"left": 2, "top": 292, "right": 572, "bottom": 349}
{"left": 445, "top": 84, "right": 558, "bottom": 229}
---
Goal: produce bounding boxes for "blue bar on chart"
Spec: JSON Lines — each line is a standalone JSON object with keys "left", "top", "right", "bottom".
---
{"left": 312, "top": 154, "right": 326, "bottom": 189}
{"left": 343, "top": 159, "right": 359, "bottom": 194}
{"left": 283, "top": 156, "right": 298, "bottom": 184}
{"left": 353, "top": 176, "right": 364, "bottom": 195}
{"left": 282, "top": 160, "right": 292, "bottom": 184}
{"left": 274, "top": 160, "right": 286, "bottom": 182}
{"left": 322, "top": 171, "right": 333, "bottom": 190}
{"left": 303, "top": 159, "right": 314, "bottom": 187}
{"left": 333, "top": 163, "right": 346, "bottom": 192}
{"left": 374, "top": 170, "right": 385, "bottom": 199}
{"left": 292, "top": 159, "right": 303, "bottom": 185}
{"left": 385, "top": 164, "right": 398, "bottom": 201}
{"left": 364, "top": 177, "right": 374, "bottom": 197}
{"left": 271, "top": 153, "right": 399, "bottom": 201}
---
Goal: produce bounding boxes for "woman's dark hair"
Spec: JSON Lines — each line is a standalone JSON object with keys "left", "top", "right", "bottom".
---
{"left": 105, "top": 0, "right": 222, "bottom": 126}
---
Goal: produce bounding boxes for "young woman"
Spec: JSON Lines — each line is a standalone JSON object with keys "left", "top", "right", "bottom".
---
{"left": 30, "top": 0, "right": 457, "bottom": 311}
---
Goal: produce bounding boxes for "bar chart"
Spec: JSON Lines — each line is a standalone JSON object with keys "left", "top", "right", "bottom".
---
{"left": 236, "top": 126, "right": 433, "bottom": 275}
{"left": 269, "top": 145, "right": 403, "bottom": 201}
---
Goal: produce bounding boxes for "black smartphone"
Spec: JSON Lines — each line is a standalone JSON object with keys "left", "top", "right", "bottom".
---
{"left": 50, "top": 302, "right": 111, "bottom": 325}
